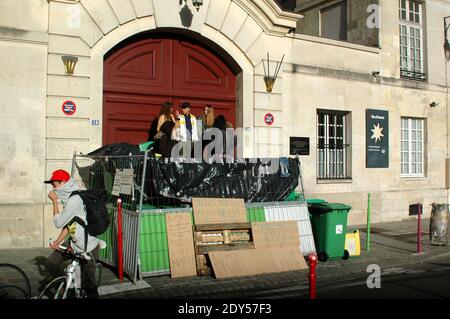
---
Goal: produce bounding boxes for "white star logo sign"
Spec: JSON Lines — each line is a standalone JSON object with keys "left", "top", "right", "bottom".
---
{"left": 371, "top": 123, "right": 384, "bottom": 143}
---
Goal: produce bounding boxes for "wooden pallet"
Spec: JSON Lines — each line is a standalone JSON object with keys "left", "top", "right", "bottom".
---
{"left": 194, "top": 223, "right": 254, "bottom": 275}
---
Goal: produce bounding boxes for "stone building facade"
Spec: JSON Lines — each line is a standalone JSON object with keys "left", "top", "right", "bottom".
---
{"left": 1, "top": 0, "right": 449, "bottom": 249}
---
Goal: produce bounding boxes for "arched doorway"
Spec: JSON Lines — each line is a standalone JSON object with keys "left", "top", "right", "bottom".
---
{"left": 103, "top": 33, "right": 238, "bottom": 145}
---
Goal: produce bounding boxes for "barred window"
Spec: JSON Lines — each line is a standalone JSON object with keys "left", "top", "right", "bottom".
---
{"left": 317, "top": 111, "right": 351, "bottom": 180}
{"left": 401, "top": 117, "right": 425, "bottom": 177}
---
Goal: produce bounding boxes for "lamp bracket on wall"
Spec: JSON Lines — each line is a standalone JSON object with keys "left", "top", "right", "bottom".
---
{"left": 179, "top": 0, "right": 204, "bottom": 12}
{"left": 61, "top": 55, "right": 78, "bottom": 76}
{"left": 262, "top": 53, "right": 285, "bottom": 93}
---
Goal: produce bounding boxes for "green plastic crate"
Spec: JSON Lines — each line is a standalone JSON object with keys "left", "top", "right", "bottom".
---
{"left": 102, "top": 206, "right": 273, "bottom": 275}
{"left": 246, "top": 207, "right": 266, "bottom": 222}
{"left": 98, "top": 207, "right": 115, "bottom": 262}
{"left": 139, "top": 213, "right": 169, "bottom": 273}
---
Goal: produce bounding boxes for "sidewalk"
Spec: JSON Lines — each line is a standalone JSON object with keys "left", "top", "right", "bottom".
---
{"left": 0, "top": 217, "right": 448, "bottom": 298}
{"left": 317, "top": 217, "right": 450, "bottom": 279}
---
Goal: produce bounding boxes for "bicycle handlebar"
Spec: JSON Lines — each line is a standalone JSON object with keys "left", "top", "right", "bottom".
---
{"left": 56, "top": 246, "right": 90, "bottom": 261}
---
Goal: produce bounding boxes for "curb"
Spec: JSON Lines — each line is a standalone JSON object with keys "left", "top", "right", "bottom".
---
{"left": 420, "top": 250, "right": 450, "bottom": 263}
{"left": 97, "top": 249, "right": 450, "bottom": 297}
{"left": 99, "top": 280, "right": 152, "bottom": 296}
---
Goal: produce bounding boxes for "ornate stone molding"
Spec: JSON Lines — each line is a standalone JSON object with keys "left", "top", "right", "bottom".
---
{"left": 235, "top": 0, "right": 303, "bottom": 36}
{"left": 47, "top": 0, "right": 303, "bottom": 36}
{"left": 47, "top": 0, "right": 80, "bottom": 3}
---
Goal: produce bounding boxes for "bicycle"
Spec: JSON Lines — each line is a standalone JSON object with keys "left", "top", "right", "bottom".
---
{"left": 37, "top": 245, "right": 102, "bottom": 299}
{"left": 0, "top": 263, "right": 31, "bottom": 299}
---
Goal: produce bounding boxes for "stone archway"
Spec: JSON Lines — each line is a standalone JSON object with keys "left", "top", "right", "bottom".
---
{"left": 47, "top": 0, "right": 300, "bottom": 157}
{"left": 89, "top": 21, "right": 256, "bottom": 155}
{"left": 102, "top": 31, "right": 240, "bottom": 145}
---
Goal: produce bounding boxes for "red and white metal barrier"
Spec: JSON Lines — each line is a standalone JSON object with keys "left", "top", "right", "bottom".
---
{"left": 117, "top": 198, "right": 123, "bottom": 281}
{"left": 308, "top": 253, "right": 318, "bottom": 300}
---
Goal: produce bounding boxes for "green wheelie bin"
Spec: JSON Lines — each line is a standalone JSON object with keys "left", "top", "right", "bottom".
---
{"left": 309, "top": 203, "right": 352, "bottom": 262}
{"left": 306, "top": 198, "right": 327, "bottom": 206}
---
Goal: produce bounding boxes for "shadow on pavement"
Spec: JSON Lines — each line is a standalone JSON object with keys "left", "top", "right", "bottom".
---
{"left": 33, "top": 251, "right": 68, "bottom": 294}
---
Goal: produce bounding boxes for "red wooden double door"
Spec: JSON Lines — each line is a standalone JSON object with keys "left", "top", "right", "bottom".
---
{"left": 103, "top": 36, "right": 237, "bottom": 145}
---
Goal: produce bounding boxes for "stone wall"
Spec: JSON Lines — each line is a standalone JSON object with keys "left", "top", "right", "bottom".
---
{"left": 0, "top": 0, "right": 449, "bottom": 248}
{"left": 0, "top": 0, "right": 49, "bottom": 248}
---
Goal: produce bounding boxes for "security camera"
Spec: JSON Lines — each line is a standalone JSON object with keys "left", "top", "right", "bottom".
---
{"left": 372, "top": 71, "right": 380, "bottom": 77}
{"left": 430, "top": 101, "right": 440, "bottom": 108}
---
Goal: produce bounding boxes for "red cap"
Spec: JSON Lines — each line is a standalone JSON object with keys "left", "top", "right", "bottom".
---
{"left": 44, "top": 169, "right": 71, "bottom": 184}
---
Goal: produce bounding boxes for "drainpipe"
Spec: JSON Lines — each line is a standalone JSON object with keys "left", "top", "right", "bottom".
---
{"left": 445, "top": 17, "right": 450, "bottom": 213}
{"left": 446, "top": 54, "right": 450, "bottom": 211}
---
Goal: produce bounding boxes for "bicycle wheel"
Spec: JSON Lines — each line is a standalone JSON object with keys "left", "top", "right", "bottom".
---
{"left": 38, "top": 277, "right": 73, "bottom": 299}
{"left": 94, "top": 263, "right": 103, "bottom": 288}
{"left": 0, "top": 285, "right": 29, "bottom": 300}
{"left": 0, "top": 263, "right": 31, "bottom": 299}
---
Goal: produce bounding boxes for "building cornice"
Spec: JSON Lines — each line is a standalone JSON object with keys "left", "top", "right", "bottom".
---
{"left": 289, "top": 33, "right": 381, "bottom": 54}
{"left": 47, "top": 0, "right": 303, "bottom": 36}
{"left": 47, "top": 0, "right": 79, "bottom": 3}
{"left": 0, "top": 28, "right": 48, "bottom": 45}
{"left": 235, "top": 0, "right": 303, "bottom": 36}
{"left": 286, "top": 62, "right": 448, "bottom": 93}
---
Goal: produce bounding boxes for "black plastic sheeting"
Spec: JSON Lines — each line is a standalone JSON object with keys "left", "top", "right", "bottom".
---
{"left": 78, "top": 148, "right": 300, "bottom": 206}
{"left": 88, "top": 143, "right": 141, "bottom": 157}
{"left": 87, "top": 143, "right": 142, "bottom": 169}
{"left": 146, "top": 157, "right": 300, "bottom": 203}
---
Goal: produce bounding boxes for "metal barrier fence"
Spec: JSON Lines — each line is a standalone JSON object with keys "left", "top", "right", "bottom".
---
{"left": 96, "top": 206, "right": 140, "bottom": 282}
{"left": 136, "top": 201, "right": 315, "bottom": 279}
{"left": 71, "top": 153, "right": 148, "bottom": 283}
{"left": 246, "top": 201, "right": 316, "bottom": 257}
{"left": 71, "top": 152, "right": 313, "bottom": 283}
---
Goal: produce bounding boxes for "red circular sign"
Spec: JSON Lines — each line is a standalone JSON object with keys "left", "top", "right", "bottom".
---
{"left": 264, "top": 113, "right": 274, "bottom": 126}
{"left": 62, "top": 100, "right": 76, "bottom": 116}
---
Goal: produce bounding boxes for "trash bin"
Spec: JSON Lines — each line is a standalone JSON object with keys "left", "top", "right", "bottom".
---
{"left": 309, "top": 203, "right": 352, "bottom": 262}
{"left": 285, "top": 191, "right": 305, "bottom": 202}
{"left": 306, "top": 199, "right": 327, "bottom": 206}
{"left": 306, "top": 199, "right": 327, "bottom": 218}
{"left": 430, "top": 203, "right": 448, "bottom": 246}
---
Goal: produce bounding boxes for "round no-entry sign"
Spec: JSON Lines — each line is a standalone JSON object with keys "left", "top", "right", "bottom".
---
{"left": 264, "top": 113, "right": 274, "bottom": 126}
{"left": 62, "top": 100, "right": 76, "bottom": 116}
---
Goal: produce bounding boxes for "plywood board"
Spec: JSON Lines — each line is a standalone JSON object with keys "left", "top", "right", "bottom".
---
{"left": 209, "top": 247, "right": 307, "bottom": 279}
{"left": 166, "top": 213, "right": 197, "bottom": 278}
{"left": 192, "top": 198, "right": 247, "bottom": 225}
{"left": 252, "top": 221, "right": 301, "bottom": 249}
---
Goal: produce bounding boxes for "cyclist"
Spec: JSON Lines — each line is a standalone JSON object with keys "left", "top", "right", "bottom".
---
{"left": 44, "top": 169, "right": 105, "bottom": 299}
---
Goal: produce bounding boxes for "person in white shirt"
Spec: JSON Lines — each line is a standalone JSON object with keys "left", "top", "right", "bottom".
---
{"left": 45, "top": 169, "right": 105, "bottom": 299}
{"left": 175, "top": 102, "right": 199, "bottom": 158}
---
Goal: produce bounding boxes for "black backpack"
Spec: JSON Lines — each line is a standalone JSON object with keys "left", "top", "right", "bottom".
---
{"left": 69, "top": 190, "right": 110, "bottom": 252}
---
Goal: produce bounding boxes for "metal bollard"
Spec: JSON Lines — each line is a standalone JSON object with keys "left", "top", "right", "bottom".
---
{"left": 308, "top": 253, "right": 318, "bottom": 300}
{"left": 417, "top": 203, "right": 422, "bottom": 254}
{"left": 117, "top": 198, "right": 123, "bottom": 281}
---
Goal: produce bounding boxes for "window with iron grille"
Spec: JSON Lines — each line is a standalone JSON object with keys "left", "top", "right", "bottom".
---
{"left": 399, "top": 0, "right": 426, "bottom": 81}
{"left": 317, "top": 111, "right": 351, "bottom": 180}
{"left": 401, "top": 117, "right": 425, "bottom": 177}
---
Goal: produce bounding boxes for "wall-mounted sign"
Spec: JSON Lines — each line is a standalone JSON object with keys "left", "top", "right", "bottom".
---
{"left": 290, "top": 137, "right": 310, "bottom": 156}
{"left": 112, "top": 168, "right": 134, "bottom": 196}
{"left": 366, "top": 109, "right": 389, "bottom": 168}
{"left": 62, "top": 100, "right": 76, "bottom": 116}
{"left": 264, "top": 113, "right": 274, "bottom": 126}
{"left": 91, "top": 119, "right": 100, "bottom": 126}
